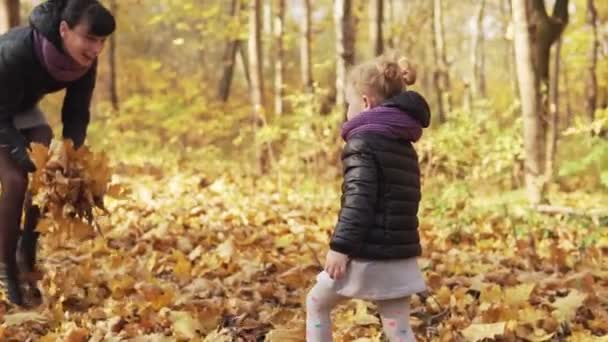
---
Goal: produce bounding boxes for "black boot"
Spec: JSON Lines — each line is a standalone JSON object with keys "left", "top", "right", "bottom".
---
{"left": 16, "top": 205, "right": 42, "bottom": 307}
{"left": 17, "top": 205, "right": 40, "bottom": 274}
{"left": 0, "top": 260, "right": 23, "bottom": 306}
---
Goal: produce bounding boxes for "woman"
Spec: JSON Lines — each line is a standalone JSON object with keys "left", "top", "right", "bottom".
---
{"left": 0, "top": 0, "right": 115, "bottom": 306}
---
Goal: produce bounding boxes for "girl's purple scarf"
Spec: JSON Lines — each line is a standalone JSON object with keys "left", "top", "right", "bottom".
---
{"left": 32, "top": 29, "right": 90, "bottom": 82}
{"left": 341, "top": 106, "right": 423, "bottom": 142}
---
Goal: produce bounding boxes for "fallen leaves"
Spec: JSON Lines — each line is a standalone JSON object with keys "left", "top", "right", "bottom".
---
{"left": 2, "top": 165, "right": 605, "bottom": 341}
{"left": 29, "top": 141, "right": 116, "bottom": 239}
{"left": 461, "top": 322, "right": 506, "bottom": 341}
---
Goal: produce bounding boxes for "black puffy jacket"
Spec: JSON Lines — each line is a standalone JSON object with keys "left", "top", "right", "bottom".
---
{"left": 0, "top": 0, "right": 96, "bottom": 147}
{"left": 329, "top": 92, "right": 430, "bottom": 260}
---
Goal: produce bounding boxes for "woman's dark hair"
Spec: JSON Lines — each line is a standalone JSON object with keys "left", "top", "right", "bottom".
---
{"left": 60, "top": 0, "right": 115, "bottom": 36}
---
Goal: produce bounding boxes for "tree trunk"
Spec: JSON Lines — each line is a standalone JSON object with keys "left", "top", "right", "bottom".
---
{"left": 370, "top": 0, "right": 384, "bottom": 56}
{"left": 585, "top": 0, "right": 598, "bottom": 122}
{"left": 0, "top": 0, "right": 19, "bottom": 34}
{"left": 512, "top": 0, "right": 569, "bottom": 205}
{"left": 334, "top": 0, "right": 355, "bottom": 110}
{"left": 501, "top": 0, "right": 519, "bottom": 99}
{"left": 239, "top": 42, "right": 252, "bottom": 90}
{"left": 432, "top": 0, "right": 451, "bottom": 123}
{"left": 108, "top": 0, "right": 119, "bottom": 110}
{"left": 563, "top": 57, "right": 573, "bottom": 128}
{"left": 546, "top": 37, "right": 561, "bottom": 180}
{"left": 249, "top": 0, "right": 265, "bottom": 114}
{"left": 472, "top": 0, "right": 486, "bottom": 98}
{"left": 218, "top": 0, "right": 242, "bottom": 102}
{"left": 274, "top": 0, "right": 285, "bottom": 115}
{"left": 300, "top": 0, "right": 313, "bottom": 94}
{"left": 249, "top": 0, "right": 268, "bottom": 173}
{"left": 386, "top": 0, "right": 395, "bottom": 49}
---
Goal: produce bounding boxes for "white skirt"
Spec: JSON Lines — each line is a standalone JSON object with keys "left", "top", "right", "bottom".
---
{"left": 316, "top": 257, "right": 427, "bottom": 301}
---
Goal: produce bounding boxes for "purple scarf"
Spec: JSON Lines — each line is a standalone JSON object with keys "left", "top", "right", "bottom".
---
{"left": 32, "top": 29, "right": 90, "bottom": 82}
{"left": 341, "top": 106, "right": 423, "bottom": 142}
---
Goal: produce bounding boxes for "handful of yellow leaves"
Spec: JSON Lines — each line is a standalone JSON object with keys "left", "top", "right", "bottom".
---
{"left": 29, "top": 140, "right": 116, "bottom": 239}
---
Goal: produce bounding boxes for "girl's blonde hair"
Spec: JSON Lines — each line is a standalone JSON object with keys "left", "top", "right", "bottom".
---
{"left": 347, "top": 55, "right": 417, "bottom": 100}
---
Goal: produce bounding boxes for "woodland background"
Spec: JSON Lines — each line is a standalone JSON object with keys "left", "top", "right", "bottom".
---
{"left": 0, "top": 0, "right": 607, "bottom": 341}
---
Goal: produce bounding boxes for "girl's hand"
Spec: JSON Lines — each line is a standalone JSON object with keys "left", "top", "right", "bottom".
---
{"left": 324, "top": 250, "right": 349, "bottom": 280}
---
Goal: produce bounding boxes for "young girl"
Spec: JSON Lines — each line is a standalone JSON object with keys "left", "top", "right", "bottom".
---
{"left": 306, "top": 56, "right": 431, "bottom": 342}
{"left": 0, "top": 0, "right": 115, "bottom": 306}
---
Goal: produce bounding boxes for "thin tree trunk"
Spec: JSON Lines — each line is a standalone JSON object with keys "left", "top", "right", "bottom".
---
{"left": 512, "top": 0, "right": 569, "bottom": 205}
{"left": 563, "top": 58, "right": 573, "bottom": 128}
{"left": 334, "top": 0, "right": 355, "bottom": 111}
{"left": 273, "top": 0, "right": 285, "bottom": 116}
{"left": 249, "top": 0, "right": 265, "bottom": 113}
{"left": 472, "top": 0, "right": 486, "bottom": 98}
{"left": 586, "top": 0, "right": 598, "bottom": 122}
{"left": 239, "top": 42, "right": 252, "bottom": 90}
{"left": 386, "top": 0, "right": 395, "bottom": 49}
{"left": 463, "top": 82, "right": 473, "bottom": 113}
{"left": 0, "top": 0, "right": 19, "bottom": 34}
{"left": 249, "top": 0, "right": 268, "bottom": 174}
{"left": 370, "top": 0, "right": 384, "bottom": 56}
{"left": 546, "top": 37, "right": 561, "bottom": 179}
{"left": 300, "top": 0, "right": 313, "bottom": 94}
{"left": 513, "top": 0, "right": 544, "bottom": 205}
{"left": 502, "top": 0, "right": 519, "bottom": 98}
{"left": 108, "top": 0, "right": 119, "bottom": 110}
{"left": 218, "top": 0, "right": 242, "bottom": 102}
{"left": 432, "top": 0, "right": 451, "bottom": 123}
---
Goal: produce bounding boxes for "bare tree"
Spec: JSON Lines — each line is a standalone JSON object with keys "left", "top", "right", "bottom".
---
{"left": 512, "top": 0, "right": 569, "bottom": 205}
{"left": 300, "top": 0, "right": 313, "bottom": 94}
{"left": 108, "top": 0, "right": 119, "bottom": 110}
{"left": 334, "top": 0, "right": 355, "bottom": 110}
{"left": 586, "top": 0, "right": 598, "bottom": 122}
{"left": 218, "top": 0, "right": 243, "bottom": 102}
{"left": 249, "top": 0, "right": 270, "bottom": 174}
{"left": 501, "top": 0, "right": 519, "bottom": 98}
{"left": 370, "top": 0, "right": 384, "bottom": 56}
{"left": 273, "top": 0, "right": 285, "bottom": 115}
{"left": 249, "top": 0, "right": 265, "bottom": 118}
{"left": 472, "top": 0, "right": 486, "bottom": 98}
{"left": 432, "top": 0, "right": 451, "bottom": 123}
{"left": 0, "top": 0, "right": 19, "bottom": 34}
{"left": 547, "top": 37, "right": 562, "bottom": 182}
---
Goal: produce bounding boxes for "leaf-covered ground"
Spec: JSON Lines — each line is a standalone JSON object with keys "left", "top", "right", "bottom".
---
{"left": 1, "top": 162, "right": 607, "bottom": 341}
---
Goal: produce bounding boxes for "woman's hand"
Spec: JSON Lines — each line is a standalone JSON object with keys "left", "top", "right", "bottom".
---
{"left": 324, "top": 250, "right": 349, "bottom": 280}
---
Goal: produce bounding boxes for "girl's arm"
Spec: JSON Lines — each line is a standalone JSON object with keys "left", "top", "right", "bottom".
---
{"left": 330, "top": 138, "right": 378, "bottom": 256}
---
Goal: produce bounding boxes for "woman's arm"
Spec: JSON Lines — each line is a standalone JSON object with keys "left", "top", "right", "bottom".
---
{"left": 0, "top": 56, "right": 35, "bottom": 172}
{"left": 62, "top": 63, "right": 96, "bottom": 148}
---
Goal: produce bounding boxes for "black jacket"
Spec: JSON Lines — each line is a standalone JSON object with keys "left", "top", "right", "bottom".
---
{"left": 0, "top": 0, "right": 96, "bottom": 147}
{"left": 330, "top": 92, "right": 430, "bottom": 260}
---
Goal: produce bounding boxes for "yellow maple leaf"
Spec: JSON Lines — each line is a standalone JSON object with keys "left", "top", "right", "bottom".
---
{"left": 551, "top": 289, "right": 587, "bottom": 322}
{"left": 169, "top": 310, "right": 202, "bottom": 340}
{"left": 265, "top": 325, "right": 306, "bottom": 342}
{"left": 2, "top": 312, "right": 47, "bottom": 326}
{"left": 215, "top": 238, "right": 235, "bottom": 261}
{"left": 504, "top": 283, "right": 535, "bottom": 308}
{"left": 480, "top": 284, "right": 503, "bottom": 305}
{"left": 352, "top": 300, "right": 380, "bottom": 326}
{"left": 461, "top": 322, "right": 506, "bottom": 341}
{"left": 69, "top": 220, "right": 96, "bottom": 240}
{"left": 518, "top": 305, "right": 546, "bottom": 324}
{"left": 46, "top": 140, "right": 69, "bottom": 171}
{"left": 172, "top": 249, "right": 192, "bottom": 282}
{"left": 65, "top": 327, "right": 89, "bottom": 342}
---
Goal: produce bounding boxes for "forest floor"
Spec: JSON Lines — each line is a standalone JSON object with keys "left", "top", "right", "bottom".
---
{"left": 1, "top": 149, "right": 607, "bottom": 342}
